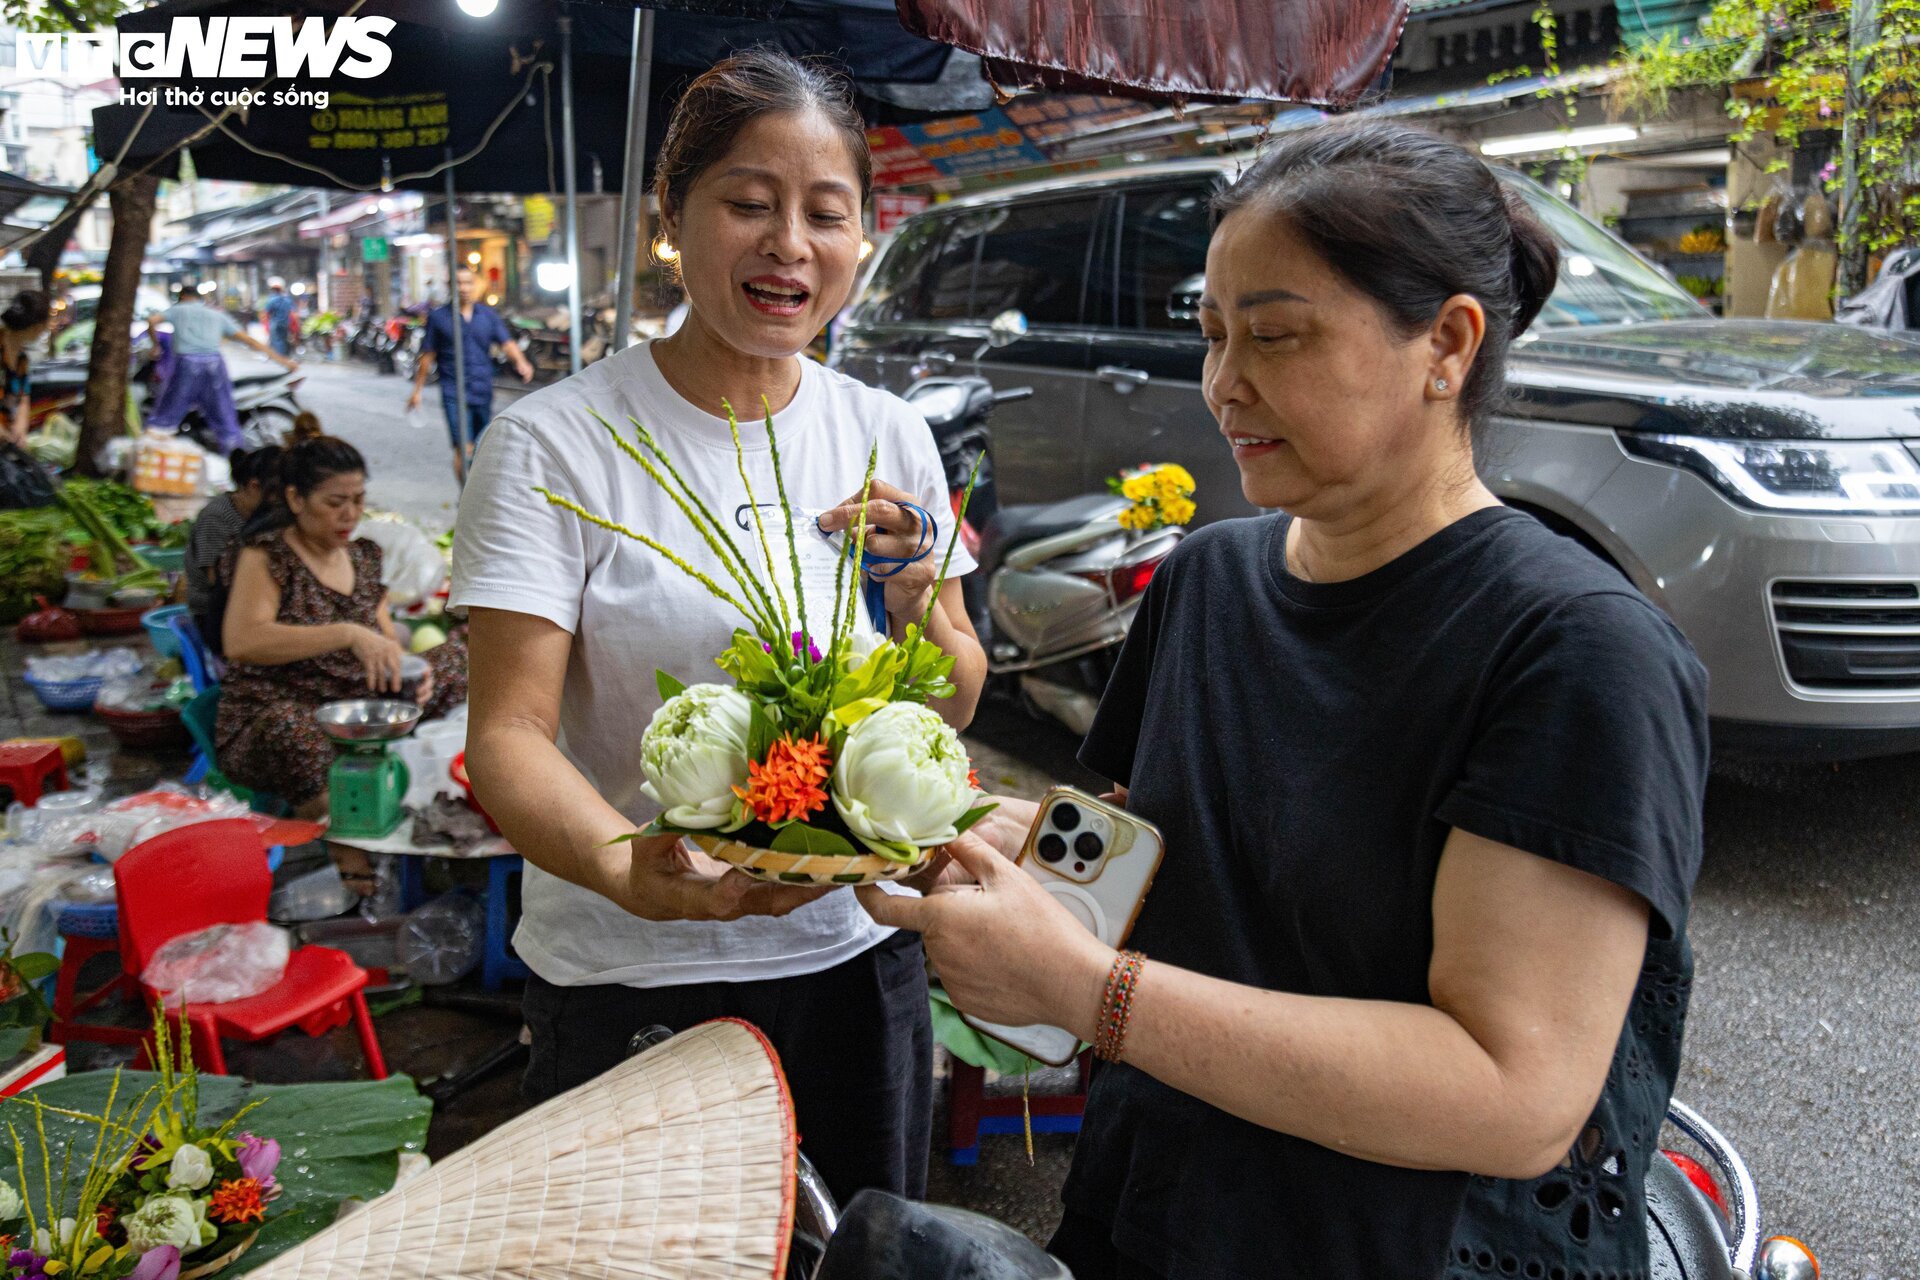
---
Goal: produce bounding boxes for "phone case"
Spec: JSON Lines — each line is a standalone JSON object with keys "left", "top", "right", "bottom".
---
{"left": 961, "top": 787, "right": 1165, "bottom": 1067}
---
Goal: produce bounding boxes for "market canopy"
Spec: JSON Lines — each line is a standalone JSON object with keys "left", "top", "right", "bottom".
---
{"left": 91, "top": 0, "right": 978, "bottom": 196}
{"left": 0, "top": 171, "right": 73, "bottom": 222}
{"left": 896, "top": 0, "right": 1409, "bottom": 105}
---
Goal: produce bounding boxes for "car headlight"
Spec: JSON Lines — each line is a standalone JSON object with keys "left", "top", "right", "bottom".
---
{"left": 1619, "top": 433, "right": 1920, "bottom": 515}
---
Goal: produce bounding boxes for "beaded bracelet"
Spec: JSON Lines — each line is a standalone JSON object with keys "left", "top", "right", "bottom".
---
{"left": 1093, "top": 950, "right": 1147, "bottom": 1063}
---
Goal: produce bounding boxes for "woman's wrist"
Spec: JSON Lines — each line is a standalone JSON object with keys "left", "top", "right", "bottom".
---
{"left": 1049, "top": 935, "right": 1119, "bottom": 1046}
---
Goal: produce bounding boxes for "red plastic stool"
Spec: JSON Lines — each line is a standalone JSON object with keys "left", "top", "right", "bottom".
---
{"left": 0, "top": 742, "right": 69, "bottom": 808}
{"left": 49, "top": 933, "right": 140, "bottom": 1048}
{"left": 946, "top": 1051, "right": 1092, "bottom": 1165}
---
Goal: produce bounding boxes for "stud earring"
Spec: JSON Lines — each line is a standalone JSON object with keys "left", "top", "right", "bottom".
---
{"left": 1434, "top": 378, "right": 1449, "bottom": 392}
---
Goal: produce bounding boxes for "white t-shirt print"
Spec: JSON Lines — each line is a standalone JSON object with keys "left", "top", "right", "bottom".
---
{"left": 451, "top": 341, "right": 976, "bottom": 988}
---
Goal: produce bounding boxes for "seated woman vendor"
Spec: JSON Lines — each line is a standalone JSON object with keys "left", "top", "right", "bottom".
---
{"left": 216, "top": 435, "right": 466, "bottom": 889}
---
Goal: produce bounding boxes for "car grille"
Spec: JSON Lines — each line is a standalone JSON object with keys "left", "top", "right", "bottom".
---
{"left": 1771, "top": 580, "right": 1920, "bottom": 690}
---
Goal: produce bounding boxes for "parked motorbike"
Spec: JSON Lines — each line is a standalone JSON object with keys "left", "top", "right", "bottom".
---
{"left": 904, "top": 374, "right": 1181, "bottom": 737}
{"left": 131, "top": 336, "right": 305, "bottom": 454}
{"left": 505, "top": 311, "right": 572, "bottom": 381}
{"left": 379, "top": 312, "right": 426, "bottom": 378}
{"left": 791, "top": 1099, "right": 1812, "bottom": 1278}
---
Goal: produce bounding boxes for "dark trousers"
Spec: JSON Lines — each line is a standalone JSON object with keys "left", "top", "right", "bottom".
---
{"left": 520, "top": 930, "right": 933, "bottom": 1205}
{"left": 1049, "top": 1212, "right": 1168, "bottom": 1280}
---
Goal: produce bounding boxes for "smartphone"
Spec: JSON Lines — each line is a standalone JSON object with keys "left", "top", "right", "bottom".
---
{"left": 960, "top": 787, "right": 1165, "bottom": 1067}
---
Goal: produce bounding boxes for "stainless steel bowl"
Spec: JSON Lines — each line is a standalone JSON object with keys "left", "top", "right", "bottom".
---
{"left": 316, "top": 699, "right": 422, "bottom": 743}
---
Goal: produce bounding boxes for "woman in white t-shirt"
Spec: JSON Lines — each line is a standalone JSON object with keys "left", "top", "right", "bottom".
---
{"left": 451, "top": 50, "right": 984, "bottom": 1203}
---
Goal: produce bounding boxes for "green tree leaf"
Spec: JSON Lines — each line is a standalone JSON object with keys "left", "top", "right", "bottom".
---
{"left": 768, "top": 823, "right": 860, "bottom": 858}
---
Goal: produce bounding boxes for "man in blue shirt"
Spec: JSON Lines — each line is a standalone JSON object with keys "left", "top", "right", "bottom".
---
{"left": 257, "top": 278, "right": 296, "bottom": 357}
{"left": 406, "top": 268, "right": 533, "bottom": 480}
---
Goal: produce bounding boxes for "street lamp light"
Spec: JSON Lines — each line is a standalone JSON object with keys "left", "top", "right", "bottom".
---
{"left": 535, "top": 260, "right": 574, "bottom": 293}
{"left": 455, "top": 0, "right": 499, "bottom": 16}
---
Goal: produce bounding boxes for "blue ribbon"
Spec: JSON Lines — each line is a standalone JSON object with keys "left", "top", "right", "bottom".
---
{"left": 820, "top": 502, "right": 937, "bottom": 633}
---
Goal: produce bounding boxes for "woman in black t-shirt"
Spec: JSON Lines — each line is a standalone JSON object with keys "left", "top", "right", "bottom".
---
{"left": 860, "top": 122, "right": 1710, "bottom": 1280}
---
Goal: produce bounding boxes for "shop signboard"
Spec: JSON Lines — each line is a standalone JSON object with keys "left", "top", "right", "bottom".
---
{"left": 874, "top": 192, "right": 930, "bottom": 235}
{"left": 868, "top": 126, "right": 942, "bottom": 189}
{"left": 523, "top": 194, "right": 555, "bottom": 245}
{"left": 1004, "top": 95, "right": 1155, "bottom": 147}
{"left": 361, "top": 236, "right": 390, "bottom": 264}
{"left": 897, "top": 110, "right": 1046, "bottom": 181}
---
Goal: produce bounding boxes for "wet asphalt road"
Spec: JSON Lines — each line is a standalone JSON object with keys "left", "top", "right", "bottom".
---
{"left": 303, "top": 357, "right": 1905, "bottom": 1277}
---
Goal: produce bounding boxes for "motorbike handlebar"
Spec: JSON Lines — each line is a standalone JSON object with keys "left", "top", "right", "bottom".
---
{"left": 994, "top": 386, "right": 1035, "bottom": 403}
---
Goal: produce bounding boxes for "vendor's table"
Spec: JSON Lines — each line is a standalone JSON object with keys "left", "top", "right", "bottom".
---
{"left": 325, "top": 830, "right": 530, "bottom": 990}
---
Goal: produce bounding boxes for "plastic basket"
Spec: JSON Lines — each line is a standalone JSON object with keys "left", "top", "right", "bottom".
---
{"left": 142, "top": 605, "right": 189, "bottom": 658}
{"left": 136, "top": 547, "right": 187, "bottom": 574}
{"left": 55, "top": 900, "right": 118, "bottom": 939}
{"left": 76, "top": 608, "right": 148, "bottom": 638}
{"left": 96, "top": 705, "right": 189, "bottom": 752}
{"left": 25, "top": 673, "right": 105, "bottom": 712}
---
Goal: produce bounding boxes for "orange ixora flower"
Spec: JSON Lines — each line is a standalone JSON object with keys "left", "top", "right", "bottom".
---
{"left": 733, "top": 736, "right": 833, "bottom": 826}
{"left": 208, "top": 1177, "right": 269, "bottom": 1225}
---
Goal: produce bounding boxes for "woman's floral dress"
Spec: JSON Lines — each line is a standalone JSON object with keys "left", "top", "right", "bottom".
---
{"left": 215, "top": 532, "right": 466, "bottom": 805}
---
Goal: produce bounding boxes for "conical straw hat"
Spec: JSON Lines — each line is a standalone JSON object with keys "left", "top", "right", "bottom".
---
{"left": 254, "top": 1019, "right": 797, "bottom": 1279}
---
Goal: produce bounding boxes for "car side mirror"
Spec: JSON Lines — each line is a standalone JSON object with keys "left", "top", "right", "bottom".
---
{"left": 988, "top": 309, "right": 1029, "bottom": 348}
{"left": 1166, "top": 274, "right": 1205, "bottom": 325}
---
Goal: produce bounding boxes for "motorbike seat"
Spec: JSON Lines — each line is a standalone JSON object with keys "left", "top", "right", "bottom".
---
{"left": 814, "top": 1189, "right": 1069, "bottom": 1280}
{"left": 978, "top": 494, "right": 1129, "bottom": 578}
{"left": 1644, "top": 1150, "right": 1734, "bottom": 1279}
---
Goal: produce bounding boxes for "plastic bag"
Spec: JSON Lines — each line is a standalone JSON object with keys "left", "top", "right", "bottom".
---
{"left": 396, "top": 893, "right": 483, "bottom": 985}
{"left": 95, "top": 675, "right": 172, "bottom": 714}
{"left": 28, "top": 784, "right": 254, "bottom": 862}
{"left": 26, "top": 649, "right": 143, "bottom": 683}
{"left": 142, "top": 921, "right": 290, "bottom": 1007}
{"left": 356, "top": 516, "right": 446, "bottom": 607}
{"left": 56, "top": 864, "right": 115, "bottom": 905}
{"left": 269, "top": 865, "right": 356, "bottom": 923}
{"left": 0, "top": 441, "right": 57, "bottom": 511}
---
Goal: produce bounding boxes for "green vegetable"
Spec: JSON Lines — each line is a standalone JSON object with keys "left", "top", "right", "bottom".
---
{"left": 0, "top": 507, "right": 74, "bottom": 622}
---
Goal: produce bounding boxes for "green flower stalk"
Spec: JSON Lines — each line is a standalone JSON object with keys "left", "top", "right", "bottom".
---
{"left": 838, "top": 449, "right": 879, "bottom": 658}
{"left": 759, "top": 396, "right": 811, "bottom": 662}
{"left": 535, "top": 489, "right": 757, "bottom": 620}
{"left": 595, "top": 410, "right": 783, "bottom": 637}
{"left": 723, "top": 399, "right": 791, "bottom": 638}
{"left": 909, "top": 448, "right": 985, "bottom": 667}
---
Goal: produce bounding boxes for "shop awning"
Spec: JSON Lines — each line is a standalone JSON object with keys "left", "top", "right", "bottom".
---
{"left": 91, "top": 0, "right": 983, "bottom": 197}
{"left": 0, "top": 171, "right": 72, "bottom": 223}
{"left": 895, "top": 0, "right": 1408, "bottom": 105}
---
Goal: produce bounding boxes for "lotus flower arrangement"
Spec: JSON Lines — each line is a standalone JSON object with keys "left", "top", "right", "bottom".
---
{"left": 538, "top": 401, "right": 995, "bottom": 884}
{"left": 0, "top": 1017, "right": 280, "bottom": 1280}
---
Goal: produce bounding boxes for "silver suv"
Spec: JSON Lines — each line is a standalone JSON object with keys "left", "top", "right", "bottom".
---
{"left": 833, "top": 160, "right": 1920, "bottom": 760}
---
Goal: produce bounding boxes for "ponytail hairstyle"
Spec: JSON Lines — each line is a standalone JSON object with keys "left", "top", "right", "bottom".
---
{"left": 249, "top": 435, "right": 366, "bottom": 536}
{"left": 1212, "top": 121, "right": 1559, "bottom": 435}
{"left": 2, "top": 291, "right": 50, "bottom": 333}
{"left": 289, "top": 410, "right": 323, "bottom": 444}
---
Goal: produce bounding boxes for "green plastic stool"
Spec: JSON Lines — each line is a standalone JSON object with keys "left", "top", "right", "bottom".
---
{"left": 179, "top": 690, "right": 289, "bottom": 816}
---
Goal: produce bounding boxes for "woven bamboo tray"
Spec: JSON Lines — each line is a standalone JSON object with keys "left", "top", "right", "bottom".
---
{"left": 181, "top": 1231, "right": 258, "bottom": 1279}
{"left": 251, "top": 1019, "right": 797, "bottom": 1279}
{"left": 691, "top": 834, "right": 925, "bottom": 886}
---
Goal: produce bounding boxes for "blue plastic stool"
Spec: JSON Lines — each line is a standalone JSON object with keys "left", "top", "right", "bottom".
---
{"left": 165, "top": 614, "right": 219, "bottom": 696}
{"left": 480, "top": 855, "right": 530, "bottom": 990}
{"left": 396, "top": 853, "right": 529, "bottom": 990}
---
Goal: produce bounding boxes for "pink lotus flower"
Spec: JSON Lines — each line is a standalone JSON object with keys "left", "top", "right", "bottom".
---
{"left": 128, "top": 1245, "right": 181, "bottom": 1280}
{"left": 237, "top": 1133, "right": 281, "bottom": 1193}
